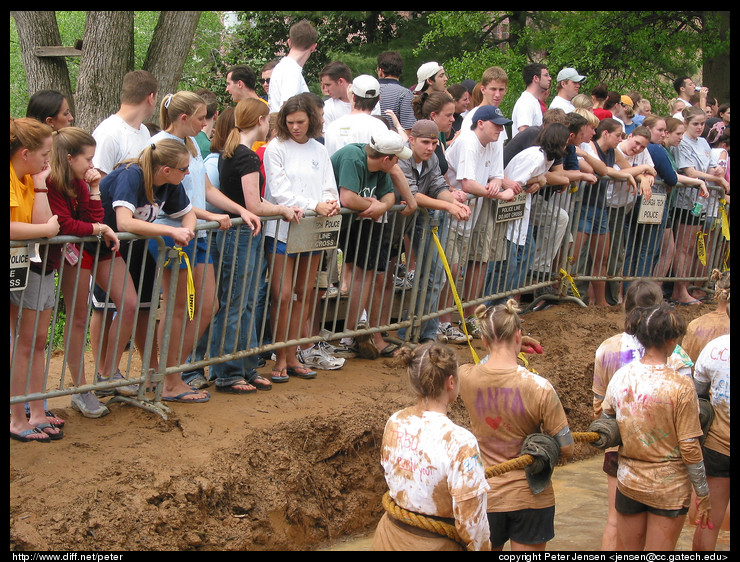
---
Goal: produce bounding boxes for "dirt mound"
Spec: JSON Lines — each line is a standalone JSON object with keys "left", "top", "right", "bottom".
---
{"left": 9, "top": 301, "right": 710, "bottom": 551}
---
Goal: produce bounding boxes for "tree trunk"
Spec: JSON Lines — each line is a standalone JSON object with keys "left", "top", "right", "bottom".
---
{"left": 144, "top": 10, "right": 203, "bottom": 126}
{"left": 10, "top": 11, "right": 75, "bottom": 118}
{"left": 75, "top": 11, "right": 135, "bottom": 132}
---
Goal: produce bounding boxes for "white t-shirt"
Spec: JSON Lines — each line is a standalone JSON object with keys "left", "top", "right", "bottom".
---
{"left": 324, "top": 112, "right": 389, "bottom": 156}
{"left": 549, "top": 95, "right": 575, "bottom": 113}
{"left": 606, "top": 146, "right": 655, "bottom": 210}
{"left": 380, "top": 407, "right": 490, "bottom": 551}
{"left": 693, "top": 334, "right": 730, "bottom": 457}
{"left": 445, "top": 128, "right": 504, "bottom": 236}
{"left": 503, "top": 146, "right": 553, "bottom": 245}
{"left": 268, "top": 57, "right": 309, "bottom": 113}
{"left": 262, "top": 137, "right": 339, "bottom": 242}
{"left": 511, "top": 91, "right": 543, "bottom": 138}
{"left": 92, "top": 114, "right": 151, "bottom": 174}
{"left": 322, "top": 98, "right": 351, "bottom": 133}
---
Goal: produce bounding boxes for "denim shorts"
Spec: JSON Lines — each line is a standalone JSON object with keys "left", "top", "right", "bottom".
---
{"left": 264, "top": 236, "right": 321, "bottom": 258}
{"left": 578, "top": 204, "right": 610, "bottom": 235}
{"left": 148, "top": 236, "right": 212, "bottom": 269}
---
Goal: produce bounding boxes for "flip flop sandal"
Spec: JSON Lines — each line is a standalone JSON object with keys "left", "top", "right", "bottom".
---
{"left": 271, "top": 368, "right": 290, "bottom": 383}
{"left": 286, "top": 366, "right": 317, "bottom": 380}
{"left": 215, "top": 381, "right": 256, "bottom": 394}
{"left": 10, "top": 427, "right": 51, "bottom": 443}
{"left": 34, "top": 422, "right": 64, "bottom": 441}
{"left": 161, "top": 390, "right": 210, "bottom": 403}
{"left": 247, "top": 374, "right": 272, "bottom": 391}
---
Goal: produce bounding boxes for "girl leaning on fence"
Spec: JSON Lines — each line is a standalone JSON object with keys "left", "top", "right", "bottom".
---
{"left": 10, "top": 117, "right": 61, "bottom": 442}
{"left": 46, "top": 127, "right": 128, "bottom": 418}
{"left": 98, "top": 138, "right": 209, "bottom": 404}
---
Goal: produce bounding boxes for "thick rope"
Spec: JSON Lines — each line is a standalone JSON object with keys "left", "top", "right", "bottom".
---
{"left": 382, "top": 431, "right": 602, "bottom": 546}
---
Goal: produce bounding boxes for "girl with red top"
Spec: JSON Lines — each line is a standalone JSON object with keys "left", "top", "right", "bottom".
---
{"left": 46, "top": 127, "right": 135, "bottom": 417}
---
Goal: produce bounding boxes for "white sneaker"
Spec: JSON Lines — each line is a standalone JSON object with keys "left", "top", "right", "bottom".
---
{"left": 95, "top": 370, "right": 139, "bottom": 397}
{"left": 299, "top": 342, "right": 346, "bottom": 370}
{"left": 71, "top": 391, "right": 110, "bottom": 418}
{"left": 461, "top": 315, "right": 482, "bottom": 339}
{"left": 437, "top": 322, "right": 472, "bottom": 344}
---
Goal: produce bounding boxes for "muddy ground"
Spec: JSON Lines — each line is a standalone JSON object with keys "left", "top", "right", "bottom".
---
{"left": 9, "top": 300, "right": 712, "bottom": 551}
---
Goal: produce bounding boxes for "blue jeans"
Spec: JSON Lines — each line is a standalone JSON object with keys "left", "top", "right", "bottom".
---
{"left": 207, "top": 224, "right": 265, "bottom": 387}
{"left": 484, "top": 221, "right": 536, "bottom": 301}
{"left": 397, "top": 212, "right": 447, "bottom": 342}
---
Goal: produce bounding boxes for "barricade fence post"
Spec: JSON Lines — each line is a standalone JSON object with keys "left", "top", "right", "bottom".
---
{"left": 10, "top": 181, "right": 729, "bottom": 414}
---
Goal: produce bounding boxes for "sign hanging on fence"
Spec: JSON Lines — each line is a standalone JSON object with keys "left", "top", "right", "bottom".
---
{"left": 494, "top": 192, "right": 528, "bottom": 223}
{"left": 286, "top": 215, "right": 343, "bottom": 253}
{"left": 636, "top": 193, "right": 666, "bottom": 224}
{"left": 10, "top": 246, "right": 30, "bottom": 291}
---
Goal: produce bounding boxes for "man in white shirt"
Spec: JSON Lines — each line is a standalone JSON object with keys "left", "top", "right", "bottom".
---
{"left": 511, "top": 63, "right": 551, "bottom": 138}
{"left": 268, "top": 19, "right": 317, "bottom": 113}
{"left": 319, "top": 60, "right": 353, "bottom": 132}
{"left": 441, "top": 105, "right": 518, "bottom": 335}
{"left": 90, "top": 69, "right": 159, "bottom": 394}
{"left": 549, "top": 67, "right": 586, "bottom": 113}
{"left": 324, "top": 74, "right": 389, "bottom": 156}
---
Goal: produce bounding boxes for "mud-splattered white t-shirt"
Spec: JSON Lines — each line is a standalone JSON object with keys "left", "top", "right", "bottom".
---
{"left": 693, "top": 334, "right": 730, "bottom": 457}
{"left": 681, "top": 310, "right": 730, "bottom": 364}
{"left": 380, "top": 406, "right": 490, "bottom": 551}
{"left": 458, "top": 363, "right": 570, "bottom": 512}
{"left": 603, "top": 361, "right": 703, "bottom": 510}
{"left": 593, "top": 332, "right": 693, "bottom": 418}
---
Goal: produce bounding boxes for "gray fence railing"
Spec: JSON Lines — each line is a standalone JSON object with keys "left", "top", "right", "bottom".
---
{"left": 10, "top": 179, "right": 729, "bottom": 418}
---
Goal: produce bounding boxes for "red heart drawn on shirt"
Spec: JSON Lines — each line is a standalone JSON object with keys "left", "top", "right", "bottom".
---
{"left": 485, "top": 416, "right": 502, "bottom": 430}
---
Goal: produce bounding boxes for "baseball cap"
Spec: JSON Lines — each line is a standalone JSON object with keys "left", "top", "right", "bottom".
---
{"left": 620, "top": 95, "right": 634, "bottom": 107}
{"left": 472, "top": 105, "right": 512, "bottom": 126}
{"left": 415, "top": 62, "right": 444, "bottom": 92}
{"left": 409, "top": 119, "right": 439, "bottom": 139}
{"left": 556, "top": 67, "right": 586, "bottom": 83}
{"left": 369, "top": 130, "right": 413, "bottom": 159}
{"left": 351, "top": 74, "right": 380, "bottom": 99}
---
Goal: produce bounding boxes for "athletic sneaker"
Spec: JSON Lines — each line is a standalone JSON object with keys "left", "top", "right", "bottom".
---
{"left": 299, "top": 342, "right": 345, "bottom": 370}
{"left": 461, "top": 315, "right": 482, "bottom": 339}
{"left": 332, "top": 340, "right": 359, "bottom": 359}
{"left": 437, "top": 322, "right": 472, "bottom": 344}
{"left": 94, "top": 370, "right": 139, "bottom": 397}
{"left": 71, "top": 391, "right": 110, "bottom": 418}
{"left": 354, "top": 321, "right": 380, "bottom": 359}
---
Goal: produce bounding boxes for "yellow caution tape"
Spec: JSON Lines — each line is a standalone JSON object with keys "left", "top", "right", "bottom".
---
{"left": 165, "top": 246, "right": 196, "bottom": 321}
{"left": 696, "top": 231, "right": 707, "bottom": 267}
{"left": 431, "top": 227, "right": 480, "bottom": 364}
{"left": 559, "top": 268, "right": 580, "bottom": 300}
{"left": 719, "top": 200, "right": 730, "bottom": 241}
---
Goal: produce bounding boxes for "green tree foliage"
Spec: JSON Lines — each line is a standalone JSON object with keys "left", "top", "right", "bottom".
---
{"left": 420, "top": 11, "right": 730, "bottom": 115}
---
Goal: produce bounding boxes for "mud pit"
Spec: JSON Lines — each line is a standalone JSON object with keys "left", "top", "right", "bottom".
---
{"left": 10, "top": 301, "right": 712, "bottom": 551}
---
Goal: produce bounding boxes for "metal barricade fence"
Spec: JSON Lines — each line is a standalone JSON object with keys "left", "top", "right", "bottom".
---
{"left": 9, "top": 179, "right": 729, "bottom": 418}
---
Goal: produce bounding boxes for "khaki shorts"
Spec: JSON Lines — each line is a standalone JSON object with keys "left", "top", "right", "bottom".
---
{"left": 444, "top": 201, "right": 508, "bottom": 265}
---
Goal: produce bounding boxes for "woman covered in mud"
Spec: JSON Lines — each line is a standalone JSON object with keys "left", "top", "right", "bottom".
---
{"left": 373, "top": 342, "right": 490, "bottom": 551}
{"left": 458, "top": 299, "right": 573, "bottom": 551}
{"left": 601, "top": 303, "right": 712, "bottom": 550}
{"left": 591, "top": 280, "right": 693, "bottom": 550}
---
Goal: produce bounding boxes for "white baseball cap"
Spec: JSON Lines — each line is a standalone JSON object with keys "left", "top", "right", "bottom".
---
{"left": 415, "top": 62, "right": 444, "bottom": 92}
{"left": 369, "top": 130, "right": 412, "bottom": 159}
{"left": 351, "top": 74, "right": 380, "bottom": 98}
{"left": 556, "top": 67, "right": 586, "bottom": 83}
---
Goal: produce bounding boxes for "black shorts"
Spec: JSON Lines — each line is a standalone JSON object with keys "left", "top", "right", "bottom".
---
{"left": 487, "top": 506, "right": 555, "bottom": 549}
{"left": 92, "top": 238, "right": 156, "bottom": 310}
{"left": 340, "top": 216, "right": 390, "bottom": 272}
{"left": 703, "top": 446, "right": 730, "bottom": 478}
{"left": 615, "top": 489, "right": 688, "bottom": 518}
